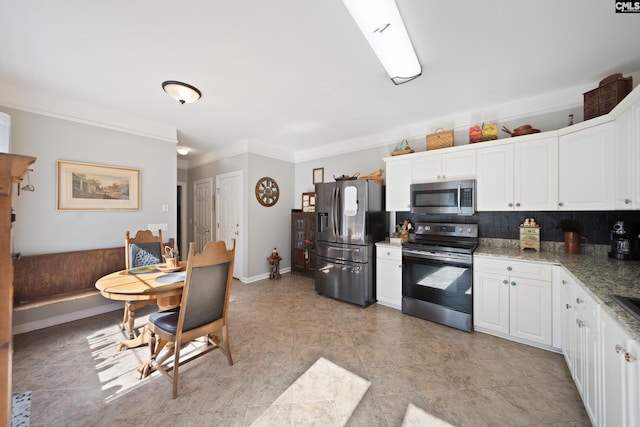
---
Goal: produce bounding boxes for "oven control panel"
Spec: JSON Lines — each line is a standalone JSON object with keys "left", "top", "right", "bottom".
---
{"left": 414, "top": 222, "right": 478, "bottom": 238}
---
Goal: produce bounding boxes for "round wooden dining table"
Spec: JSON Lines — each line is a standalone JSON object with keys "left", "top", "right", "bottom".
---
{"left": 95, "top": 263, "right": 187, "bottom": 350}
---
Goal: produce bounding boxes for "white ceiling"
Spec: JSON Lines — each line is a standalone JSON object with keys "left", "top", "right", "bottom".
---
{"left": 1, "top": 0, "right": 639, "bottom": 162}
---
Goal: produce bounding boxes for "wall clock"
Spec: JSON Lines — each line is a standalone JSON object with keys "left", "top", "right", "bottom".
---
{"left": 255, "top": 176, "right": 280, "bottom": 207}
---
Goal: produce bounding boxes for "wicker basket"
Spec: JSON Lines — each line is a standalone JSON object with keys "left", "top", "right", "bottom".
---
{"left": 426, "top": 128, "right": 454, "bottom": 150}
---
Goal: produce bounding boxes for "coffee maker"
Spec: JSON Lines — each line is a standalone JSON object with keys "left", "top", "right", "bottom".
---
{"left": 608, "top": 221, "right": 639, "bottom": 260}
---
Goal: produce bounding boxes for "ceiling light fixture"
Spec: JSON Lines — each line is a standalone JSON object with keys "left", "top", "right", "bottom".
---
{"left": 176, "top": 146, "right": 190, "bottom": 155}
{"left": 342, "top": 0, "right": 421, "bottom": 85}
{"left": 162, "top": 80, "right": 202, "bottom": 104}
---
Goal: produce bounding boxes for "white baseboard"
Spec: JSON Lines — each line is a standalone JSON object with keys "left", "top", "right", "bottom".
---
{"left": 13, "top": 298, "right": 121, "bottom": 335}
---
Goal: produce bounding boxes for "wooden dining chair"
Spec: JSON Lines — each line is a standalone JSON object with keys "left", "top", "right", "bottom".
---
{"left": 122, "top": 229, "right": 164, "bottom": 339}
{"left": 140, "top": 240, "right": 235, "bottom": 399}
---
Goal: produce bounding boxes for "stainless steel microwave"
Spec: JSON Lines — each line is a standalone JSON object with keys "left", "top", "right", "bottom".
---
{"left": 410, "top": 180, "right": 476, "bottom": 215}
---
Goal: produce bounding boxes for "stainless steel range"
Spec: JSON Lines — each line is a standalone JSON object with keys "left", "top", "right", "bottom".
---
{"left": 402, "top": 222, "right": 478, "bottom": 332}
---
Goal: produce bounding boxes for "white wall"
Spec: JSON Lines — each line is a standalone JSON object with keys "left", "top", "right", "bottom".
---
{"left": 6, "top": 107, "right": 177, "bottom": 255}
{"left": 186, "top": 152, "right": 294, "bottom": 281}
{"left": 4, "top": 107, "right": 178, "bottom": 333}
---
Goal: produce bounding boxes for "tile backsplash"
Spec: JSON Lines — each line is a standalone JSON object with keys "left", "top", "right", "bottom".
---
{"left": 395, "top": 211, "right": 640, "bottom": 245}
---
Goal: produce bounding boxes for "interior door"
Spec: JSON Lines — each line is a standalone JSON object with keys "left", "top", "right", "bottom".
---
{"left": 193, "top": 178, "right": 213, "bottom": 253}
{"left": 216, "top": 171, "right": 243, "bottom": 279}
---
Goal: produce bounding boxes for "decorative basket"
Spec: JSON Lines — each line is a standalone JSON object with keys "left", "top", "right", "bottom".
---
{"left": 391, "top": 139, "right": 415, "bottom": 156}
{"left": 359, "top": 168, "right": 384, "bottom": 185}
{"left": 426, "top": 128, "right": 454, "bottom": 150}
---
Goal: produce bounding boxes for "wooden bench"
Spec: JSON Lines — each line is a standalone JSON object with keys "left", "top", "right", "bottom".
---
{"left": 13, "top": 239, "right": 176, "bottom": 311}
{"left": 12, "top": 247, "right": 125, "bottom": 311}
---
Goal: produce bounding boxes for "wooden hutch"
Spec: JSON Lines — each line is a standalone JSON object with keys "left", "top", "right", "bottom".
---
{"left": 0, "top": 153, "right": 36, "bottom": 424}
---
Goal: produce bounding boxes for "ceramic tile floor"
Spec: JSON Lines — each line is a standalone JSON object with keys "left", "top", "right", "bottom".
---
{"left": 13, "top": 274, "right": 592, "bottom": 426}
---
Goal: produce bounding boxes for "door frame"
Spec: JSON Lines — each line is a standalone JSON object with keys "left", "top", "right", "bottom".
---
{"left": 177, "top": 181, "right": 188, "bottom": 257}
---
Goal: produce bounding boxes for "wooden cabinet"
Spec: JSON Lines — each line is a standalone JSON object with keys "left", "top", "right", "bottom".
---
{"left": 473, "top": 256, "right": 552, "bottom": 347}
{"left": 384, "top": 157, "right": 411, "bottom": 211}
{"left": 0, "top": 153, "right": 36, "bottom": 426}
{"left": 375, "top": 243, "right": 402, "bottom": 310}
{"left": 411, "top": 148, "right": 476, "bottom": 183}
{"left": 290, "top": 210, "right": 316, "bottom": 276}
{"left": 477, "top": 135, "right": 558, "bottom": 211}
{"left": 558, "top": 122, "right": 615, "bottom": 210}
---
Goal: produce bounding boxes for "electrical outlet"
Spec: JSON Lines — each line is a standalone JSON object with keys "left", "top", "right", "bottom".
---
{"left": 162, "top": 204, "right": 169, "bottom": 212}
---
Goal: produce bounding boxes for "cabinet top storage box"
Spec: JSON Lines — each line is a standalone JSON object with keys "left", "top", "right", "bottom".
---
{"left": 583, "top": 73, "right": 632, "bottom": 121}
{"left": 426, "top": 129, "right": 454, "bottom": 150}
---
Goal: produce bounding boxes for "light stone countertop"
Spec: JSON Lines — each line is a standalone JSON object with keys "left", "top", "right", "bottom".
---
{"left": 475, "top": 240, "right": 640, "bottom": 342}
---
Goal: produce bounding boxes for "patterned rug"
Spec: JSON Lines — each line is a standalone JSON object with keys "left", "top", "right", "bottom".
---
{"left": 12, "top": 391, "right": 31, "bottom": 427}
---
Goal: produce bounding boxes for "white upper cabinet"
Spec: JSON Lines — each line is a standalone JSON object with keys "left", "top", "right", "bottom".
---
{"left": 477, "top": 135, "right": 558, "bottom": 211}
{"left": 614, "top": 98, "right": 640, "bottom": 209}
{"left": 412, "top": 149, "right": 476, "bottom": 183}
{"left": 558, "top": 122, "right": 615, "bottom": 210}
{"left": 384, "top": 157, "right": 411, "bottom": 212}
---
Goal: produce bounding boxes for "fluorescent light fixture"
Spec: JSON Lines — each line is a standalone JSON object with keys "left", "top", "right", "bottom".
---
{"left": 342, "top": 0, "right": 421, "bottom": 85}
{"left": 162, "top": 80, "right": 202, "bottom": 104}
{"left": 176, "top": 146, "right": 190, "bottom": 155}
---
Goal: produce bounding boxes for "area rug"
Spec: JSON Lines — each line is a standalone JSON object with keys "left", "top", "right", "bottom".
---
{"left": 250, "top": 357, "right": 371, "bottom": 426}
{"left": 12, "top": 391, "right": 31, "bottom": 427}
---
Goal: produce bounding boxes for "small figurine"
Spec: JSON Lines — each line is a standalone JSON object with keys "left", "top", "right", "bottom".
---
{"left": 568, "top": 114, "right": 574, "bottom": 126}
{"left": 267, "top": 247, "right": 282, "bottom": 279}
{"left": 529, "top": 218, "right": 537, "bottom": 227}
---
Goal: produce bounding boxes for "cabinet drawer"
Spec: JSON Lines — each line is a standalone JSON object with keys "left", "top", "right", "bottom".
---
{"left": 474, "top": 256, "right": 552, "bottom": 281}
{"left": 376, "top": 245, "right": 402, "bottom": 261}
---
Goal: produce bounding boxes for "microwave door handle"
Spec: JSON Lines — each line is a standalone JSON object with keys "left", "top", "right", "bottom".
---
{"left": 457, "top": 184, "right": 461, "bottom": 211}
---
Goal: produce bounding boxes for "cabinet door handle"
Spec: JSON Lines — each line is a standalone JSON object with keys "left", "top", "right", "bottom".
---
{"left": 515, "top": 202, "right": 521, "bottom": 207}
{"left": 625, "top": 352, "right": 636, "bottom": 363}
{"left": 511, "top": 281, "right": 516, "bottom": 286}
{"left": 442, "top": 175, "right": 446, "bottom": 180}
{"left": 562, "top": 280, "right": 568, "bottom": 285}
{"left": 576, "top": 297, "right": 583, "bottom": 304}
{"left": 503, "top": 280, "right": 508, "bottom": 284}
{"left": 559, "top": 202, "right": 564, "bottom": 207}
{"left": 507, "top": 266, "right": 512, "bottom": 271}
{"left": 565, "top": 303, "right": 572, "bottom": 309}
{"left": 508, "top": 202, "right": 513, "bottom": 207}
{"left": 615, "top": 344, "right": 626, "bottom": 355}
{"left": 625, "top": 199, "right": 631, "bottom": 204}
{"left": 576, "top": 319, "right": 585, "bottom": 328}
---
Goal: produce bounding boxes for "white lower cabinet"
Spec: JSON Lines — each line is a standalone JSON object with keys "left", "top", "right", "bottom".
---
{"left": 572, "top": 283, "right": 600, "bottom": 425}
{"left": 473, "top": 256, "right": 552, "bottom": 347}
{"left": 375, "top": 243, "right": 402, "bottom": 310}
{"left": 601, "top": 307, "right": 640, "bottom": 427}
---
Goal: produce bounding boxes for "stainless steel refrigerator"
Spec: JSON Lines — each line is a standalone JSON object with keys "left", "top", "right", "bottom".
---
{"left": 314, "top": 179, "right": 387, "bottom": 307}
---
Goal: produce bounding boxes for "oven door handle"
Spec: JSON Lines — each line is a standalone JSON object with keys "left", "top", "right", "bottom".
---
{"left": 457, "top": 184, "right": 461, "bottom": 211}
{"left": 402, "top": 249, "right": 472, "bottom": 264}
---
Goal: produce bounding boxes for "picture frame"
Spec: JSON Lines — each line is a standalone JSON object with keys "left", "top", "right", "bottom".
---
{"left": 57, "top": 160, "right": 141, "bottom": 210}
{"left": 302, "top": 192, "right": 316, "bottom": 212}
{"left": 313, "top": 167, "right": 324, "bottom": 184}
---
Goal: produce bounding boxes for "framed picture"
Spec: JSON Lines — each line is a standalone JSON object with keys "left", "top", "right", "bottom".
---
{"left": 57, "top": 160, "right": 141, "bottom": 210}
{"left": 313, "top": 167, "right": 324, "bottom": 184}
{"left": 302, "top": 192, "right": 316, "bottom": 212}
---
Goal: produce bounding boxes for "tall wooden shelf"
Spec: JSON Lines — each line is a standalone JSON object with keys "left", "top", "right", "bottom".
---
{"left": 0, "top": 153, "right": 36, "bottom": 424}
{"left": 290, "top": 210, "right": 316, "bottom": 277}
